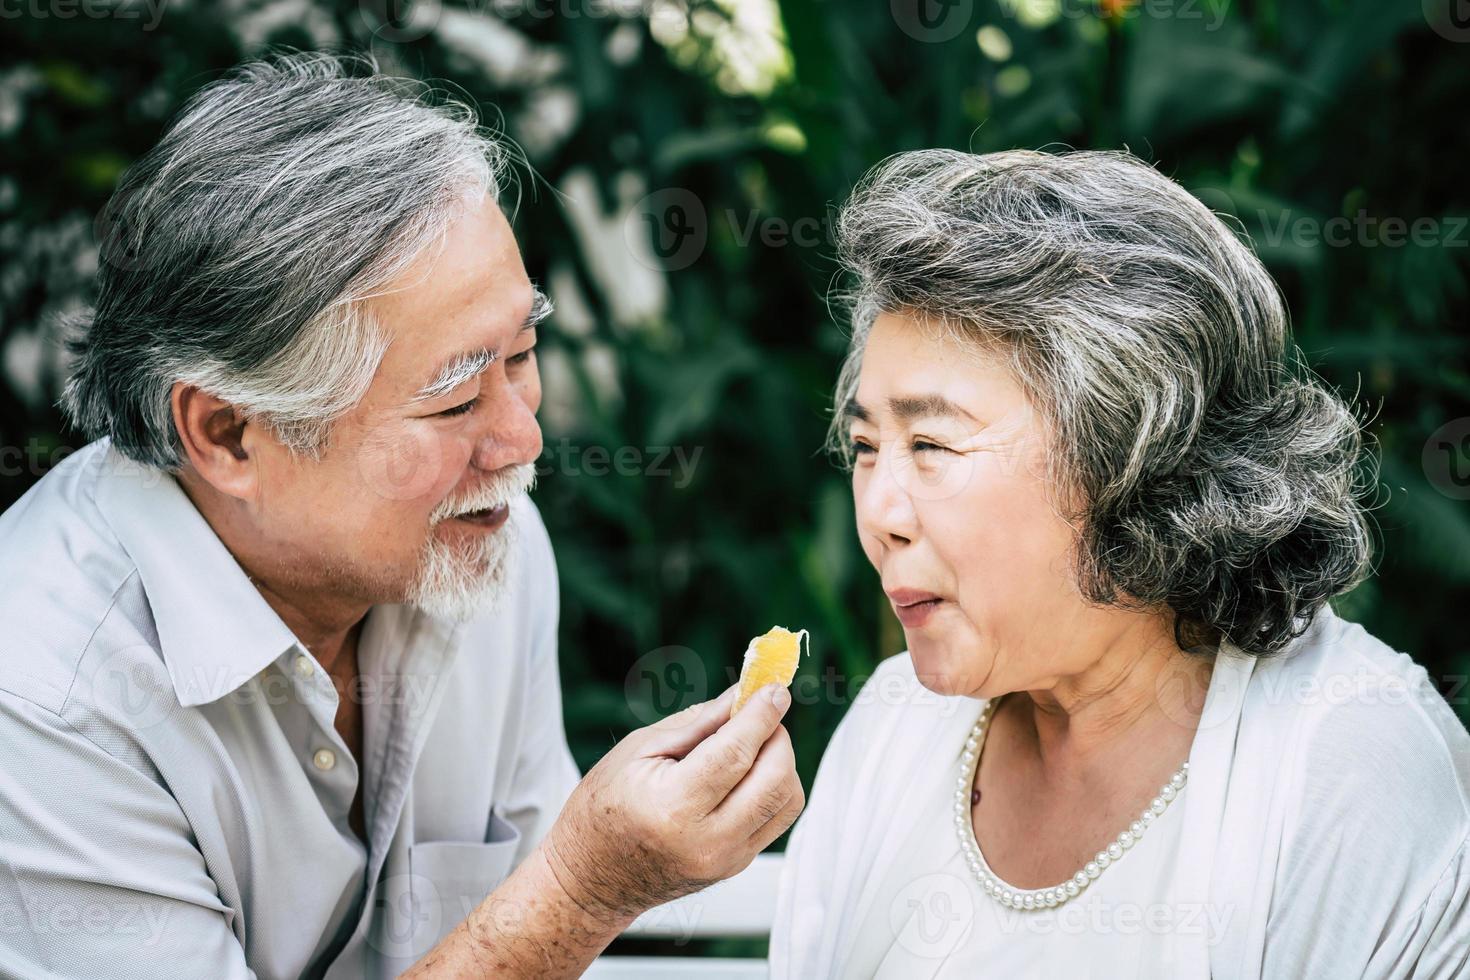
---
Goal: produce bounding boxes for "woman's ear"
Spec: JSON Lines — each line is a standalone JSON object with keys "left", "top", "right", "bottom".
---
{"left": 171, "top": 382, "right": 258, "bottom": 500}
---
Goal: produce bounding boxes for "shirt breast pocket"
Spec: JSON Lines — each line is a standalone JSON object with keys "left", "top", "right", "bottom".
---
{"left": 408, "top": 811, "right": 523, "bottom": 943}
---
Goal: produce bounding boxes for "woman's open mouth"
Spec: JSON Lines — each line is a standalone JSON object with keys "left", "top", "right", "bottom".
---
{"left": 886, "top": 589, "right": 946, "bottom": 628}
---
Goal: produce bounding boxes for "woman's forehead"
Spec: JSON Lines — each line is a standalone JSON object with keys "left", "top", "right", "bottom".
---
{"left": 855, "top": 313, "right": 1023, "bottom": 421}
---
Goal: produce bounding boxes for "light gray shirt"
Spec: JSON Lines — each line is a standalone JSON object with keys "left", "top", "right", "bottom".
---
{"left": 0, "top": 439, "right": 582, "bottom": 979}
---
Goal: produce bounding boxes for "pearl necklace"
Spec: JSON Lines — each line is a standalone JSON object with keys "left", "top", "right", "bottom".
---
{"left": 953, "top": 694, "right": 1189, "bottom": 912}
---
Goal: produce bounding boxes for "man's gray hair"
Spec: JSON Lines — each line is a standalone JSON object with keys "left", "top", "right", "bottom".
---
{"left": 61, "top": 49, "right": 505, "bottom": 469}
{"left": 828, "top": 148, "right": 1378, "bottom": 658}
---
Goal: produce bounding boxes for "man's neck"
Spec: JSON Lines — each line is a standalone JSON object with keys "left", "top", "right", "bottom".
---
{"left": 247, "top": 572, "right": 366, "bottom": 676}
{"left": 175, "top": 467, "right": 369, "bottom": 676}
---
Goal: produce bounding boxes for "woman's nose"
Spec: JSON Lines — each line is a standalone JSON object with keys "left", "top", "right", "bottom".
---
{"left": 855, "top": 447, "right": 918, "bottom": 547}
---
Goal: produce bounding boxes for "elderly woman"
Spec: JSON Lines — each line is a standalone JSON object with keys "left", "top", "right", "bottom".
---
{"left": 770, "top": 149, "right": 1470, "bottom": 978}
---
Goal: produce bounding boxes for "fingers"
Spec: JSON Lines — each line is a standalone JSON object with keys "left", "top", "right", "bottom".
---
{"left": 710, "top": 723, "right": 800, "bottom": 839}
{"left": 677, "top": 682, "right": 792, "bottom": 813}
{"left": 639, "top": 682, "right": 740, "bottom": 759}
{"left": 747, "top": 781, "right": 805, "bottom": 854}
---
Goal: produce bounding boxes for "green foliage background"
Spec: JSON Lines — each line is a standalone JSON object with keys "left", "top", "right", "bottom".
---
{"left": 3, "top": 0, "right": 1468, "bottom": 910}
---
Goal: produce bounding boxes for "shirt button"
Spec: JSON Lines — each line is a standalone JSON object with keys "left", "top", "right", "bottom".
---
{"left": 312, "top": 748, "right": 336, "bottom": 771}
{"left": 294, "top": 654, "right": 315, "bottom": 677}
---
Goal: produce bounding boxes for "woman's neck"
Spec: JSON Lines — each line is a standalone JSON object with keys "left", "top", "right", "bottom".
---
{"left": 1006, "top": 626, "right": 1215, "bottom": 778}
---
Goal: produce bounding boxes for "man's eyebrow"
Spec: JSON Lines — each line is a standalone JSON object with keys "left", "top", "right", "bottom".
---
{"left": 411, "top": 288, "right": 554, "bottom": 402}
{"left": 413, "top": 347, "right": 496, "bottom": 403}
{"left": 843, "top": 394, "right": 979, "bottom": 424}
{"left": 522, "top": 289, "right": 553, "bottom": 333}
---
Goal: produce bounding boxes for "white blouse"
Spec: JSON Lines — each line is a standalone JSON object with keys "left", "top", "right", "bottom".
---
{"left": 770, "top": 604, "right": 1470, "bottom": 978}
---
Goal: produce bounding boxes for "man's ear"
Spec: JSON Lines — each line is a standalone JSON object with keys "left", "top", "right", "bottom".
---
{"left": 171, "top": 382, "right": 259, "bottom": 499}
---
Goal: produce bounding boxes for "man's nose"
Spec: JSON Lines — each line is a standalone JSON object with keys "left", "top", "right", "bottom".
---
{"left": 469, "top": 383, "right": 542, "bottom": 472}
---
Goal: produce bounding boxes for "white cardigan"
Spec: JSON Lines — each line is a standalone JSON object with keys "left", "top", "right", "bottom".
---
{"left": 770, "top": 604, "right": 1470, "bottom": 978}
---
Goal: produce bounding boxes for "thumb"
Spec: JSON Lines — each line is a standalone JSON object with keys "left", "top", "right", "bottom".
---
{"left": 639, "top": 682, "right": 740, "bottom": 759}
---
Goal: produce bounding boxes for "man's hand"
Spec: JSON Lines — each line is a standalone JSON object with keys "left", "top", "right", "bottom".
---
{"left": 540, "top": 680, "right": 804, "bottom": 922}
{"left": 402, "top": 681, "right": 803, "bottom": 979}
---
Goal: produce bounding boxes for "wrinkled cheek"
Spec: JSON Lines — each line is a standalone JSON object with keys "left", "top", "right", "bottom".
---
{"left": 851, "top": 476, "right": 882, "bottom": 570}
{"left": 856, "top": 534, "right": 874, "bottom": 566}
{"left": 522, "top": 372, "right": 543, "bottom": 418}
{"left": 859, "top": 534, "right": 885, "bottom": 575}
{"left": 355, "top": 426, "right": 461, "bottom": 505}
{"left": 892, "top": 453, "right": 977, "bottom": 504}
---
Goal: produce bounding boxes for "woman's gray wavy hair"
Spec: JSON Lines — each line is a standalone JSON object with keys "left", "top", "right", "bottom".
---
{"left": 60, "top": 49, "right": 505, "bottom": 470}
{"left": 827, "top": 148, "right": 1378, "bottom": 658}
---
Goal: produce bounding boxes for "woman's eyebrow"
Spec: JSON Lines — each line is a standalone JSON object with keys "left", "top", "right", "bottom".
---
{"left": 844, "top": 394, "right": 979, "bottom": 424}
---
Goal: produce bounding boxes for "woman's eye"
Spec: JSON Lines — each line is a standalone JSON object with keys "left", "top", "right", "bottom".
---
{"left": 437, "top": 397, "right": 479, "bottom": 418}
{"left": 852, "top": 439, "right": 947, "bottom": 456}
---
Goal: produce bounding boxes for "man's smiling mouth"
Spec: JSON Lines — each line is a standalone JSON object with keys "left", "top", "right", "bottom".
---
{"left": 450, "top": 503, "right": 510, "bottom": 529}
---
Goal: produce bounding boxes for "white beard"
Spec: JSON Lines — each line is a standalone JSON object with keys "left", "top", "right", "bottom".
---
{"left": 405, "top": 462, "right": 536, "bottom": 623}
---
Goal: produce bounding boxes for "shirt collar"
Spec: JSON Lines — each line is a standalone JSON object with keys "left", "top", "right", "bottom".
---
{"left": 93, "top": 441, "right": 302, "bottom": 707}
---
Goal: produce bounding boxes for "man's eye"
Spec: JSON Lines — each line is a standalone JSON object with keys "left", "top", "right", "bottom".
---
{"left": 507, "top": 347, "right": 536, "bottom": 366}
{"left": 437, "top": 397, "right": 479, "bottom": 418}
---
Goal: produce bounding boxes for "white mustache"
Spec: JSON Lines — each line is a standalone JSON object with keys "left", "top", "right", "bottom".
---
{"left": 430, "top": 463, "right": 537, "bottom": 524}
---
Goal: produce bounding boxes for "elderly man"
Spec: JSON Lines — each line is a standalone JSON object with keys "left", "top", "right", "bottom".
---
{"left": 0, "top": 51, "right": 803, "bottom": 979}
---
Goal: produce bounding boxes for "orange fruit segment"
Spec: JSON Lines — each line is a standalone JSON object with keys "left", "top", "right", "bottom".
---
{"left": 731, "top": 626, "right": 809, "bottom": 718}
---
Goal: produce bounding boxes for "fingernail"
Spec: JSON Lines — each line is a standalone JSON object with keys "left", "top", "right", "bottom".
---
{"left": 770, "top": 685, "right": 791, "bottom": 711}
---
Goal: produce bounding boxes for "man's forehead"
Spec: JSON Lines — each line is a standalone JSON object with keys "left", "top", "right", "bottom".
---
{"left": 360, "top": 199, "right": 535, "bottom": 401}
{"left": 378, "top": 280, "right": 536, "bottom": 402}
